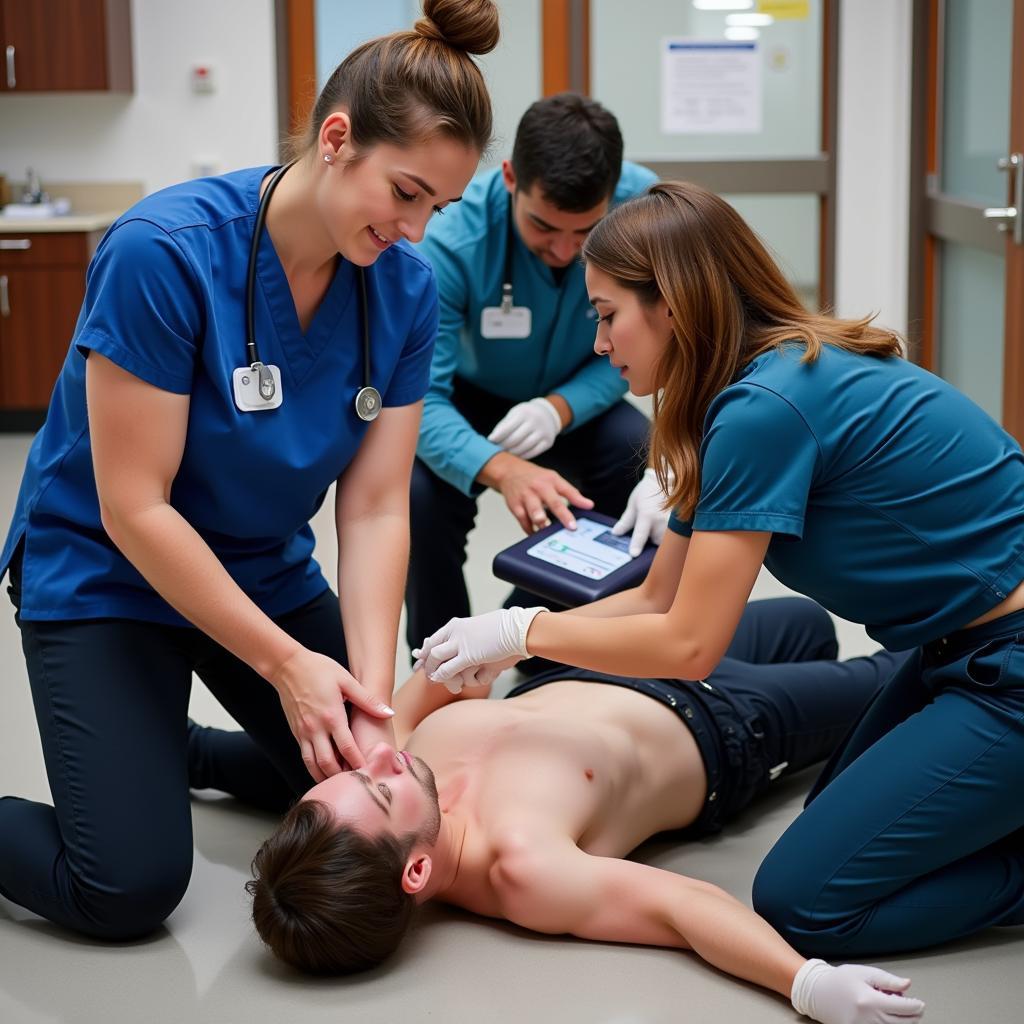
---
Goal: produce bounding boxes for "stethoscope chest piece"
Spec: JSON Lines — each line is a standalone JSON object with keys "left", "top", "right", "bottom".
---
{"left": 355, "top": 385, "right": 382, "bottom": 422}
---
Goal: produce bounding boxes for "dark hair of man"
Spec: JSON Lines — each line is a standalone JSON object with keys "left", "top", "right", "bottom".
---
{"left": 510, "top": 92, "right": 625, "bottom": 212}
{"left": 245, "top": 800, "right": 417, "bottom": 974}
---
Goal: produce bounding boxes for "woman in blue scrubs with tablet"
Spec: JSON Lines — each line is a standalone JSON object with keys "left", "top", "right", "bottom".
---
{"left": 415, "top": 181, "right": 1024, "bottom": 968}
{"left": 0, "top": 0, "right": 498, "bottom": 940}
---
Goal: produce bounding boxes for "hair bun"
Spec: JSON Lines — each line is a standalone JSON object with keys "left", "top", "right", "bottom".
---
{"left": 415, "top": 0, "right": 500, "bottom": 56}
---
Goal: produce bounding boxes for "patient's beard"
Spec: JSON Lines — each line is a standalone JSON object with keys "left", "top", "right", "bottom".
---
{"left": 411, "top": 755, "right": 442, "bottom": 845}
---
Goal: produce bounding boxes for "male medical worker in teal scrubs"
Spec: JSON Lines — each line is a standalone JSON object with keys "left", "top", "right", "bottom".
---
{"left": 406, "top": 93, "right": 662, "bottom": 650}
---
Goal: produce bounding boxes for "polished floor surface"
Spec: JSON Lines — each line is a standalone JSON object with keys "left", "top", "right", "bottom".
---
{"left": 0, "top": 433, "right": 1018, "bottom": 1024}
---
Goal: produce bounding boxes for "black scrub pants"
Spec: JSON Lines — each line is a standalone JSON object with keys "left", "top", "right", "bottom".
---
{"left": 405, "top": 378, "right": 650, "bottom": 654}
{"left": 0, "top": 558, "right": 342, "bottom": 940}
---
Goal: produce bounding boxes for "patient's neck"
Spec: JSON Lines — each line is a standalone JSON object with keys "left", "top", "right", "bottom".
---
{"left": 420, "top": 813, "right": 469, "bottom": 903}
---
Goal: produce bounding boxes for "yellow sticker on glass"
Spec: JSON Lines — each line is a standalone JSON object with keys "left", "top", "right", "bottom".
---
{"left": 757, "top": 0, "right": 810, "bottom": 19}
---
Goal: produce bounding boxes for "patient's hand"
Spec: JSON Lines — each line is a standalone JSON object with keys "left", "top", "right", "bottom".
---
{"left": 348, "top": 707, "right": 397, "bottom": 766}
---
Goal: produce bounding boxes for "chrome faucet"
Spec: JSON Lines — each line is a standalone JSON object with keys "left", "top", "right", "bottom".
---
{"left": 21, "top": 167, "right": 48, "bottom": 205}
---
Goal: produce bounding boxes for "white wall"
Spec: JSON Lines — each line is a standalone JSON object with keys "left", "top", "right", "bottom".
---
{"left": 0, "top": 0, "right": 278, "bottom": 196}
{"left": 834, "top": 0, "right": 913, "bottom": 333}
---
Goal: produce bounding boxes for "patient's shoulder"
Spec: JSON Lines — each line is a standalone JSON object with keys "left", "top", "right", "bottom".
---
{"left": 487, "top": 825, "right": 573, "bottom": 895}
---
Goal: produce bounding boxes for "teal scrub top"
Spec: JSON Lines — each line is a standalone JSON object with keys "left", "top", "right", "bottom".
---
{"left": 668, "top": 343, "right": 1024, "bottom": 650}
{"left": 1, "top": 167, "right": 438, "bottom": 623}
{"left": 415, "top": 162, "right": 658, "bottom": 495}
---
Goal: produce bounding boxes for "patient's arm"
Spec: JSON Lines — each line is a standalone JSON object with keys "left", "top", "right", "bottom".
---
{"left": 563, "top": 529, "right": 689, "bottom": 619}
{"left": 391, "top": 668, "right": 492, "bottom": 745}
{"left": 491, "top": 833, "right": 801, "bottom": 996}
{"left": 489, "top": 835, "right": 923, "bottom": 1023}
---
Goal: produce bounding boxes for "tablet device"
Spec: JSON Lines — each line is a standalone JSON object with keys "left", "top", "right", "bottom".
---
{"left": 492, "top": 510, "right": 657, "bottom": 607}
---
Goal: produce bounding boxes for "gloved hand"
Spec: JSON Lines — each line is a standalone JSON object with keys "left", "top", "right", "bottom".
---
{"left": 791, "top": 959, "right": 925, "bottom": 1024}
{"left": 412, "top": 607, "right": 547, "bottom": 687}
{"left": 436, "top": 657, "right": 521, "bottom": 695}
{"left": 487, "top": 398, "right": 563, "bottom": 460}
{"left": 612, "top": 468, "right": 672, "bottom": 557}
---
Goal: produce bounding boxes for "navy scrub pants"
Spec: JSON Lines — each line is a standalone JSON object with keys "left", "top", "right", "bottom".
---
{"left": 405, "top": 377, "right": 649, "bottom": 653}
{"left": 0, "top": 565, "right": 342, "bottom": 941}
{"left": 753, "top": 608, "right": 1024, "bottom": 957}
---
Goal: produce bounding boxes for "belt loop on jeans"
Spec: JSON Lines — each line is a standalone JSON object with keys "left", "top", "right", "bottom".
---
{"left": 743, "top": 714, "right": 765, "bottom": 740}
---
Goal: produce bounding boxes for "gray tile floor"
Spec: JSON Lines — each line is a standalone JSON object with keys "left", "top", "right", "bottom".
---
{"left": 0, "top": 431, "right": 1019, "bottom": 1023}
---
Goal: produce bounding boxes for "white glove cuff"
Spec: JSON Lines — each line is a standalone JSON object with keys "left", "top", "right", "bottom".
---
{"left": 791, "top": 959, "right": 830, "bottom": 1018}
{"left": 532, "top": 398, "right": 564, "bottom": 435}
{"left": 510, "top": 606, "right": 547, "bottom": 656}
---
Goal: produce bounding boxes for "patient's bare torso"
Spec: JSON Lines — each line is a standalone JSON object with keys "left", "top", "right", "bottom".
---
{"left": 404, "top": 681, "right": 707, "bottom": 916}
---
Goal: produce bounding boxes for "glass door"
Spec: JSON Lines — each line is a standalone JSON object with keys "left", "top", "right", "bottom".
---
{"left": 590, "top": 0, "right": 836, "bottom": 310}
{"left": 910, "top": 0, "right": 1024, "bottom": 440}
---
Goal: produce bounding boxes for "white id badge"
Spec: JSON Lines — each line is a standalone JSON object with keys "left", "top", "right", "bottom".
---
{"left": 232, "top": 364, "right": 283, "bottom": 411}
{"left": 480, "top": 305, "right": 532, "bottom": 339}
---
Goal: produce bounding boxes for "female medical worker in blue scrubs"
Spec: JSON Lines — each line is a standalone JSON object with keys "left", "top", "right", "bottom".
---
{"left": 0, "top": 0, "right": 499, "bottom": 940}
{"left": 415, "top": 182, "right": 1024, "bottom": 971}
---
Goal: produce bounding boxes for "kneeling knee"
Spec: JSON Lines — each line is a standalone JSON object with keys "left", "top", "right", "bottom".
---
{"left": 753, "top": 857, "right": 860, "bottom": 958}
{"left": 77, "top": 862, "right": 192, "bottom": 941}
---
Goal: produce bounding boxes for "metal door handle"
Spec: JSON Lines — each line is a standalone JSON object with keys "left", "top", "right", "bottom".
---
{"left": 988, "top": 153, "right": 1024, "bottom": 245}
{"left": 5, "top": 46, "right": 14, "bottom": 89}
{"left": 0, "top": 275, "right": 9, "bottom": 318}
{"left": 0, "top": 239, "right": 32, "bottom": 250}
{"left": 983, "top": 206, "right": 1017, "bottom": 223}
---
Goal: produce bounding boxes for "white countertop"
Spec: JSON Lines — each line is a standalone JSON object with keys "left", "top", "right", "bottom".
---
{"left": 0, "top": 211, "right": 120, "bottom": 232}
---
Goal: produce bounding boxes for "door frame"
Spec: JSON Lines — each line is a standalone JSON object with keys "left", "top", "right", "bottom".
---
{"left": 907, "top": 0, "right": 1024, "bottom": 442}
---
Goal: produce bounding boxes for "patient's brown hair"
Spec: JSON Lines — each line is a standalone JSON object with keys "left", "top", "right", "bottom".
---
{"left": 246, "top": 800, "right": 416, "bottom": 974}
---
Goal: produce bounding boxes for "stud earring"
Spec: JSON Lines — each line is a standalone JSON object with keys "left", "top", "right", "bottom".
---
{"left": 323, "top": 154, "right": 333, "bottom": 163}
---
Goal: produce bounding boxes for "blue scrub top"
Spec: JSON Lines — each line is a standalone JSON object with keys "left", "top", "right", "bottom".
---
{"left": 415, "top": 162, "right": 658, "bottom": 495}
{"left": 668, "top": 344, "right": 1024, "bottom": 650}
{"left": 1, "top": 166, "right": 438, "bottom": 623}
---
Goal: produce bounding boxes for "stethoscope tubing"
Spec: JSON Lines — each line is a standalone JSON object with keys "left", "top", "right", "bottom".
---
{"left": 245, "top": 163, "right": 379, "bottom": 419}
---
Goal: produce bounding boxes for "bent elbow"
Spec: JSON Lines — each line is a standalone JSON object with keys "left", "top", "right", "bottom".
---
{"left": 666, "top": 637, "right": 719, "bottom": 681}
{"left": 98, "top": 500, "right": 125, "bottom": 547}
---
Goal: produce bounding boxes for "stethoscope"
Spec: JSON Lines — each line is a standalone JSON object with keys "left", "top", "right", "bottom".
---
{"left": 244, "top": 162, "right": 382, "bottom": 421}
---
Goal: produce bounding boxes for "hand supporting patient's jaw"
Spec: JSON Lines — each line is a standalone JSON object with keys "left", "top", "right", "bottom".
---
{"left": 348, "top": 707, "right": 397, "bottom": 765}
{"left": 268, "top": 647, "right": 395, "bottom": 779}
{"left": 412, "top": 607, "right": 547, "bottom": 689}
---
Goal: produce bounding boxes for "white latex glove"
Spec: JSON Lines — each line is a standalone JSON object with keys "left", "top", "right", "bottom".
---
{"left": 612, "top": 468, "right": 672, "bottom": 557}
{"left": 487, "top": 398, "right": 563, "bottom": 460}
{"left": 412, "top": 607, "right": 547, "bottom": 687}
{"left": 435, "top": 657, "right": 521, "bottom": 695}
{"left": 791, "top": 959, "right": 925, "bottom": 1024}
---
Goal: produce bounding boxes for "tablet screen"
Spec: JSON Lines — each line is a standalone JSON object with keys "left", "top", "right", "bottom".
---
{"left": 525, "top": 517, "right": 634, "bottom": 579}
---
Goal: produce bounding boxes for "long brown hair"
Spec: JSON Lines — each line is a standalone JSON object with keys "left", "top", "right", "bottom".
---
{"left": 582, "top": 181, "right": 904, "bottom": 519}
{"left": 287, "top": 0, "right": 500, "bottom": 159}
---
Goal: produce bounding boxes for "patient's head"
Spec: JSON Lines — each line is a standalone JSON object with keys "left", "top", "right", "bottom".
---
{"left": 246, "top": 743, "right": 441, "bottom": 974}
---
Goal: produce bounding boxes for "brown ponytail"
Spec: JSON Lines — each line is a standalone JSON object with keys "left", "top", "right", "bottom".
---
{"left": 288, "top": 0, "right": 499, "bottom": 160}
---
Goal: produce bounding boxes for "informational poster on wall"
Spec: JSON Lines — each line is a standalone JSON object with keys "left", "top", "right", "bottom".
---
{"left": 660, "top": 39, "right": 763, "bottom": 135}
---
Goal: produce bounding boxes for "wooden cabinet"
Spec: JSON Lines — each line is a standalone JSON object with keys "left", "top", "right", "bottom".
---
{"left": 0, "top": 232, "right": 98, "bottom": 428}
{"left": 1, "top": 0, "right": 132, "bottom": 93}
